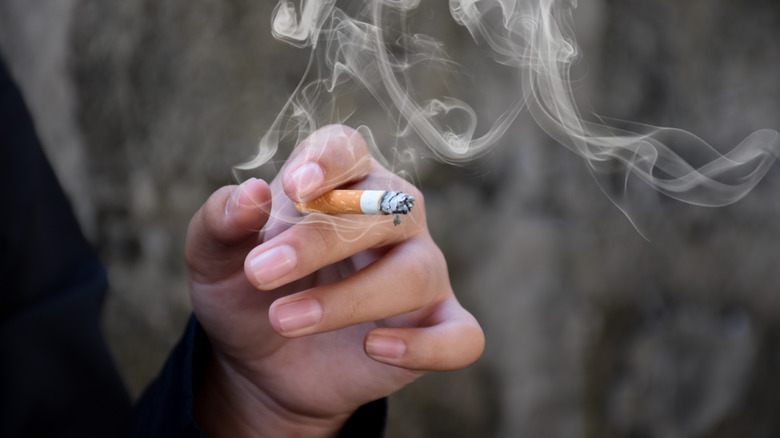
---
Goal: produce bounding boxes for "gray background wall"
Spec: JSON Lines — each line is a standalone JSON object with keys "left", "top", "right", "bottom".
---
{"left": 2, "top": 1, "right": 780, "bottom": 437}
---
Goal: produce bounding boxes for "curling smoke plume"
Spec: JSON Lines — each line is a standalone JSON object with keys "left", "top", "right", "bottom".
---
{"left": 237, "top": 0, "right": 780, "bottom": 230}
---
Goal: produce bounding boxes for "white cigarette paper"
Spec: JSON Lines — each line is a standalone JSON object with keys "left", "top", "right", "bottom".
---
{"left": 294, "top": 190, "right": 415, "bottom": 216}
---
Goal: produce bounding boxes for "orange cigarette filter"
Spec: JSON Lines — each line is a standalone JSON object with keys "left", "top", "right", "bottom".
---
{"left": 295, "top": 190, "right": 365, "bottom": 214}
{"left": 294, "top": 190, "right": 415, "bottom": 216}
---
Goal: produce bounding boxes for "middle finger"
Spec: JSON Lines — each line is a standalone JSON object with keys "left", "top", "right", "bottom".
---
{"left": 244, "top": 207, "right": 425, "bottom": 290}
{"left": 267, "top": 235, "right": 449, "bottom": 337}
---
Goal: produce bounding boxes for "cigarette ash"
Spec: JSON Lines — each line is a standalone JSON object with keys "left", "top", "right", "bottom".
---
{"left": 380, "top": 191, "right": 415, "bottom": 225}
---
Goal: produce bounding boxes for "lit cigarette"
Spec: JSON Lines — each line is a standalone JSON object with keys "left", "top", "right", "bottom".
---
{"left": 294, "top": 190, "right": 415, "bottom": 224}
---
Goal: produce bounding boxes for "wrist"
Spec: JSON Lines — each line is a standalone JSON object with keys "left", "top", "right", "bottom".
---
{"left": 194, "top": 353, "right": 350, "bottom": 438}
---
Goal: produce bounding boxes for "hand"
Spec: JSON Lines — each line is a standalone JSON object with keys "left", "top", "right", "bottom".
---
{"left": 186, "top": 125, "right": 484, "bottom": 437}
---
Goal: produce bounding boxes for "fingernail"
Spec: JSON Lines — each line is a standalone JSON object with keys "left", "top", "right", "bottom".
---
{"left": 366, "top": 335, "right": 407, "bottom": 360}
{"left": 249, "top": 245, "right": 297, "bottom": 286}
{"left": 275, "top": 299, "right": 322, "bottom": 333}
{"left": 225, "top": 178, "right": 258, "bottom": 216}
{"left": 289, "top": 162, "right": 324, "bottom": 200}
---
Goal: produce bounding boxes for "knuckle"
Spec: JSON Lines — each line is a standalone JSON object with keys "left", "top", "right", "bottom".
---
{"left": 318, "top": 126, "right": 370, "bottom": 176}
{"left": 405, "top": 261, "right": 430, "bottom": 291}
{"left": 301, "top": 221, "right": 336, "bottom": 263}
{"left": 421, "top": 344, "right": 443, "bottom": 369}
{"left": 459, "top": 329, "right": 486, "bottom": 369}
{"left": 404, "top": 246, "right": 444, "bottom": 295}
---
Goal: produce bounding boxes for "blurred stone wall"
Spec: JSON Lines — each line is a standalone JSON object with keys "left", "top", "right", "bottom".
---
{"left": 2, "top": 1, "right": 780, "bottom": 437}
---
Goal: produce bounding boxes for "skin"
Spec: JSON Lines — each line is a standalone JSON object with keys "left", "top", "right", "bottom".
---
{"left": 187, "top": 125, "right": 485, "bottom": 437}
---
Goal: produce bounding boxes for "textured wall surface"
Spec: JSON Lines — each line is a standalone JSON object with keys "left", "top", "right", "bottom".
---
{"left": 2, "top": 1, "right": 780, "bottom": 437}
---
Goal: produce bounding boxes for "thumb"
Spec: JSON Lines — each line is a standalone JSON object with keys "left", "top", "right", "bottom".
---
{"left": 186, "top": 178, "right": 272, "bottom": 284}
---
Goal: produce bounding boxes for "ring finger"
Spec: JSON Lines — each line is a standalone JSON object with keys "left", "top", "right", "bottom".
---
{"left": 266, "top": 236, "right": 449, "bottom": 337}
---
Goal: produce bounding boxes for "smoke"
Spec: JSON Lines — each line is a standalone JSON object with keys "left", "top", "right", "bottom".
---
{"left": 237, "top": 0, "right": 780, "bottom": 231}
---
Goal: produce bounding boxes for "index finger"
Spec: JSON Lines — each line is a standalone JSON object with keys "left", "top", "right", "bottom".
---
{"left": 281, "top": 125, "right": 372, "bottom": 203}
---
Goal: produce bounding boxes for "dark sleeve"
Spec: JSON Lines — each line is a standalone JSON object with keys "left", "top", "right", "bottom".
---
{"left": 129, "top": 316, "right": 387, "bottom": 437}
{"left": 0, "top": 56, "right": 132, "bottom": 437}
{"left": 338, "top": 397, "right": 387, "bottom": 438}
{"left": 126, "top": 317, "right": 207, "bottom": 437}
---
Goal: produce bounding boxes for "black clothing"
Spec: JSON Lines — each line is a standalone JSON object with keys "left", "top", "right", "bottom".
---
{"left": 0, "top": 55, "right": 131, "bottom": 437}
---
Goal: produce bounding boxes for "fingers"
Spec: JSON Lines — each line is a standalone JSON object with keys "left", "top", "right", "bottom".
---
{"left": 365, "top": 300, "right": 485, "bottom": 371}
{"left": 258, "top": 125, "right": 486, "bottom": 372}
{"left": 266, "top": 236, "right": 447, "bottom": 335}
{"left": 186, "top": 178, "right": 272, "bottom": 284}
{"left": 248, "top": 144, "right": 425, "bottom": 290}
{"left": 244, "top": 204, "right": 425, "bottom": 290}
{"left": 251, "top": 126, "right": 425, "bottom": 291}
{"left": 281, "top": 125, "right": 372, "bottom": 202}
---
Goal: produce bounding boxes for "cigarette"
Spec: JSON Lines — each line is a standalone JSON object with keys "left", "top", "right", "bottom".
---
{"left": 294, "top": 190, "right": 415, "bottom": 224}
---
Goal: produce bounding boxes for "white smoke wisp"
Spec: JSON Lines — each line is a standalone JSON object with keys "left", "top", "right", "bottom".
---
{"left": 237, "top": 0, "right": 780, "bottom": 230}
